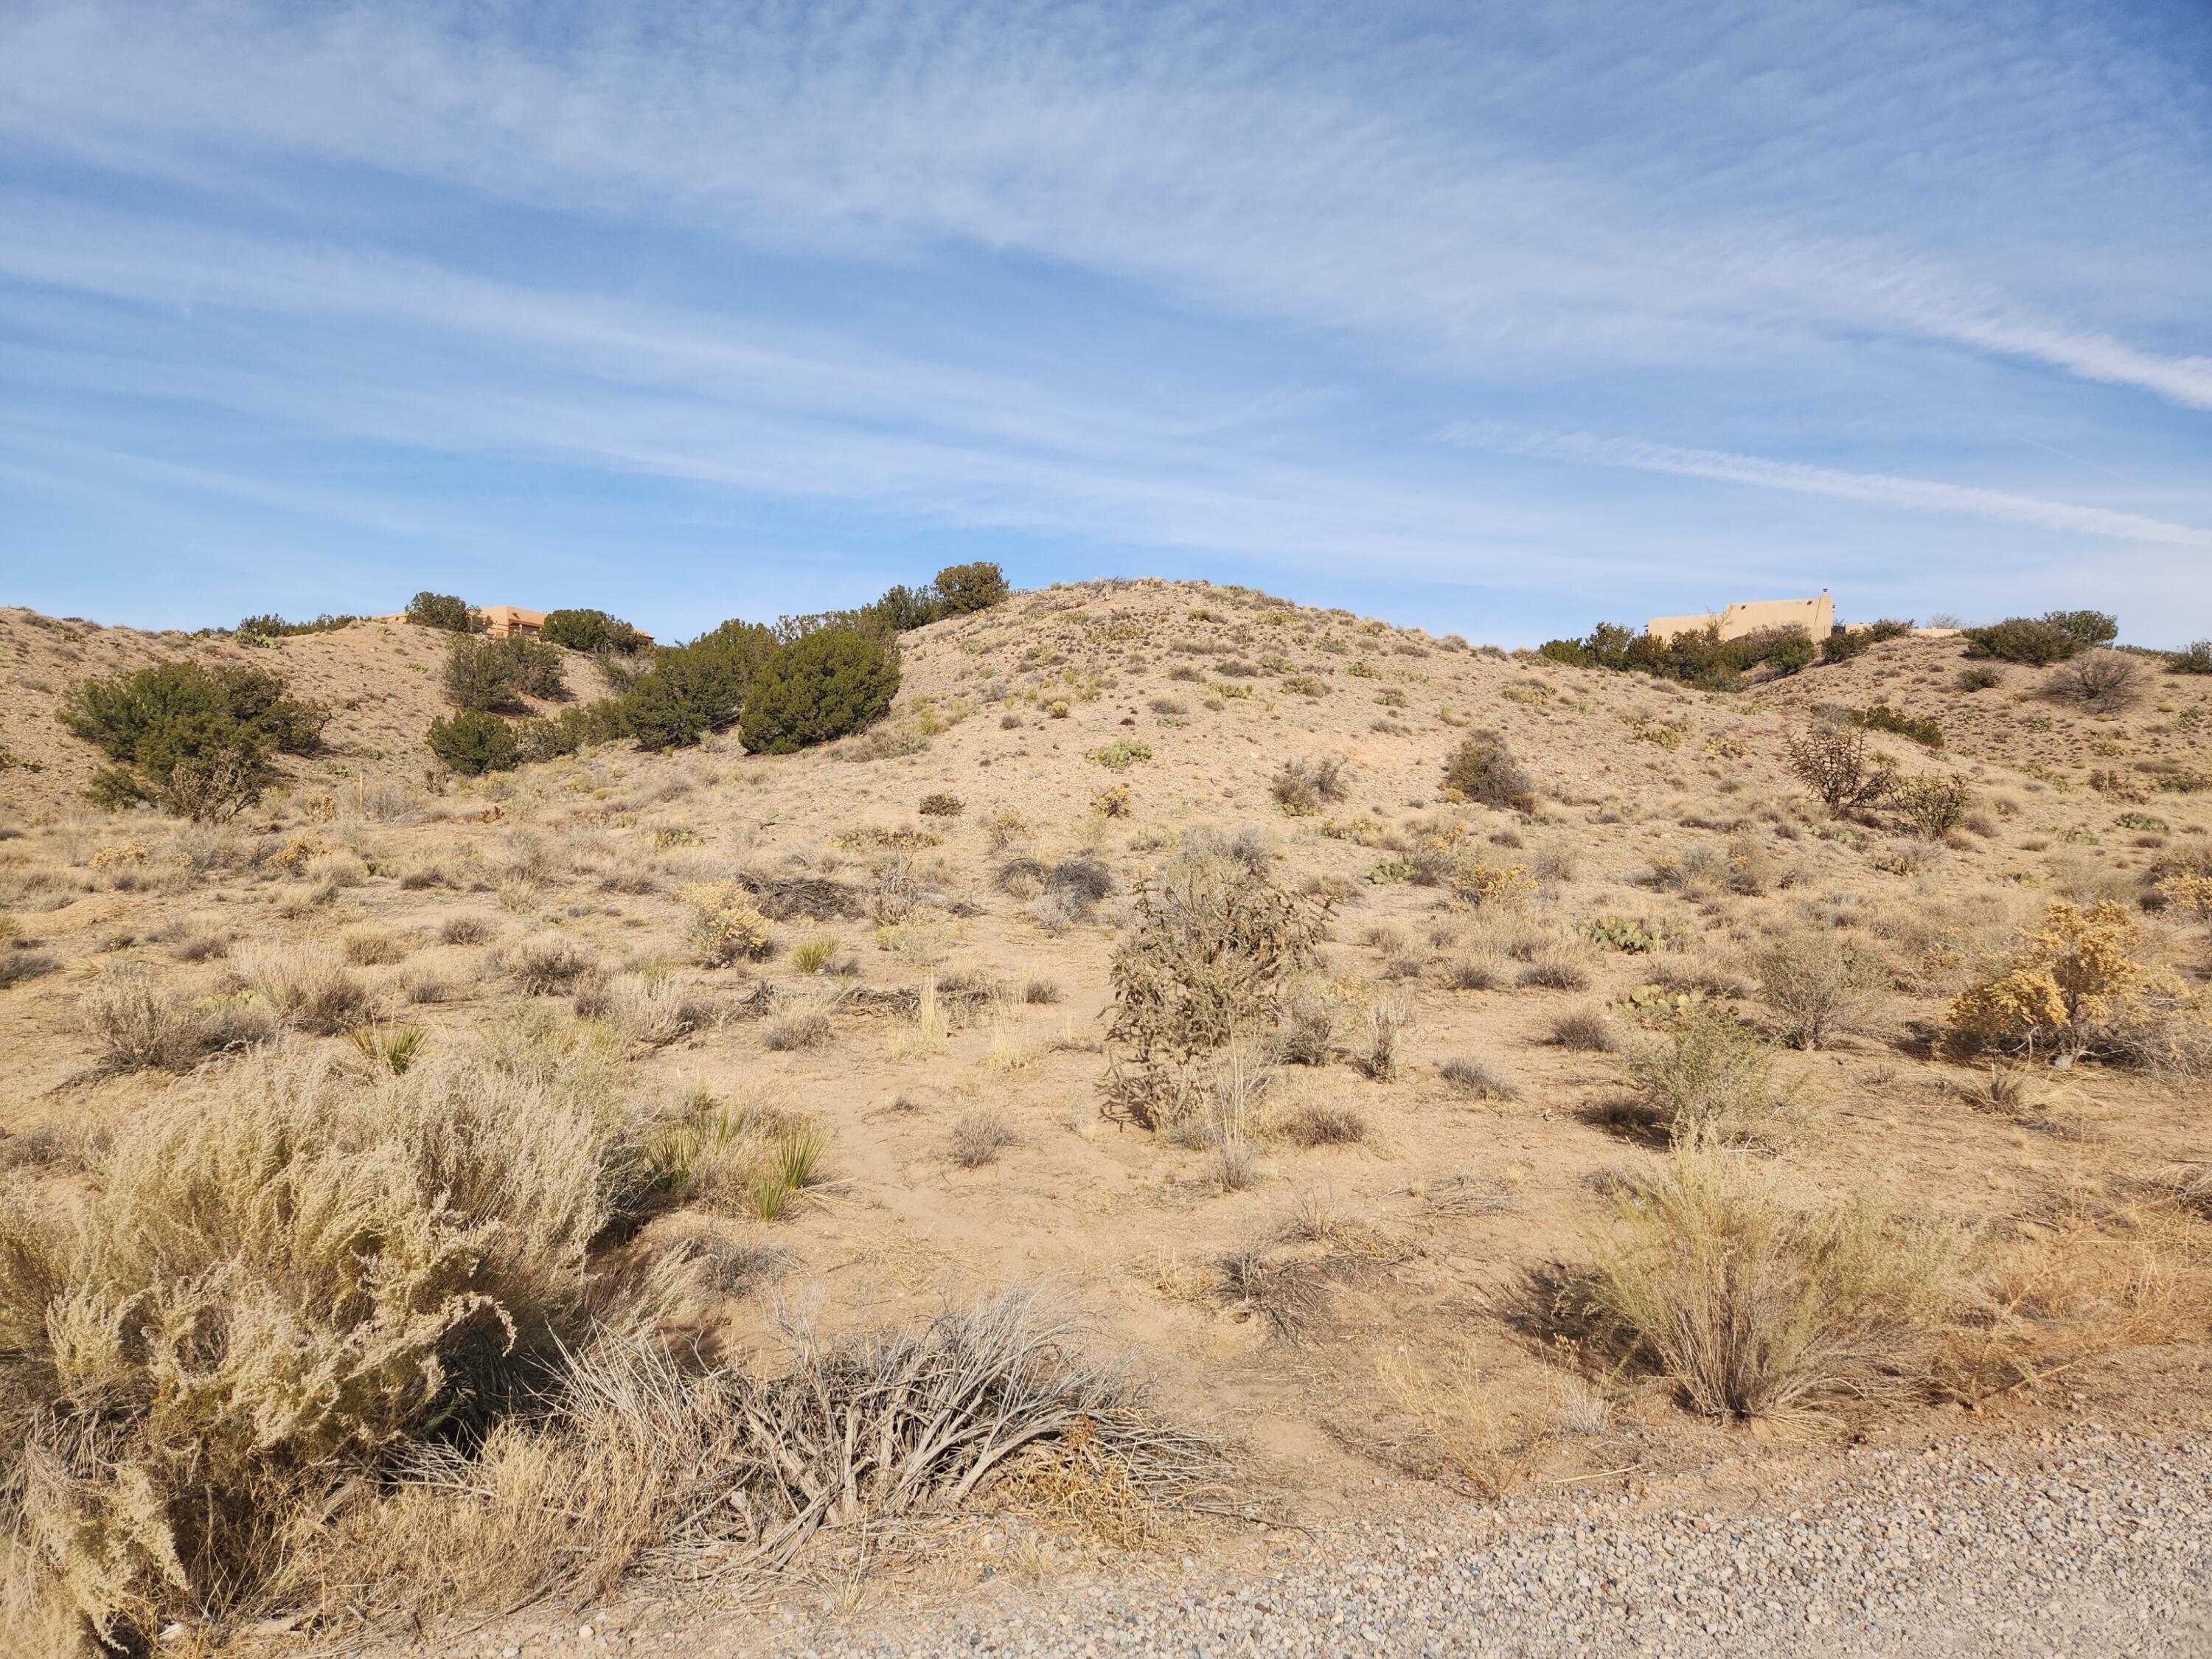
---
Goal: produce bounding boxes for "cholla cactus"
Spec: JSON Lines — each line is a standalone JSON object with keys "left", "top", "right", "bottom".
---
{"left": 679, "top": 879, "right": 773, "bottom": 965}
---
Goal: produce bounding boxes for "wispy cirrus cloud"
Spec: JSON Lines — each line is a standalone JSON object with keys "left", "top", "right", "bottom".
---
{"left": 1452, "top": 427, "right": 2212, "bottom": 550}
{"left": 0, "top": 1, "right": 2208, "bottom": 637}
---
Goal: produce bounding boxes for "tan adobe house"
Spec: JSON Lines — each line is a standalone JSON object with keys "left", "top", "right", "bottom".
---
{"left": 474, "top": 605, "right": 548, "bottom": 638}
{"left": 1646, "top": 591, "right": 1833, "bottom": 644}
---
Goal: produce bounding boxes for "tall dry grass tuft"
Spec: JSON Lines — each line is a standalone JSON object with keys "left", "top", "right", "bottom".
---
{"left": 1570, "top": 1152, "right": 1971, "bottom": 1421}
{"left": 230, "top": 939, "right": 375, "bottom": 1034}
{"left": 0, "top": 1042, "right": 639, "bottom": 1652}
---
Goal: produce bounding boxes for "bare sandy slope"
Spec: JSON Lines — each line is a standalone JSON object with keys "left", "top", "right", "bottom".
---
{"left": 0, "top": 608, "right": 601, "bottom": 814}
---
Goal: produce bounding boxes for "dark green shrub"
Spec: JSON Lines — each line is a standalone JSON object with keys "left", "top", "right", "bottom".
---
{"left": 1853, "top": 705, "right": 1942, "bottom": 748}
{"left": 1440, "top": 729, "right": 1535, "bottom": 810}
{"left": 2042, "top": 610, "right": 2119, "bottom": 651}
{"left": 234, "top": 613, "right": 357, "bottom": 639}
{"left": 58, "top": 662, "right": 328, "bottom": 817}
{"left": 404, "top": 591, "right": 485, "bottom": 633}
{"left": 1956, "top": 666, "right": 2002, "bottom": 692}
{"left": 426, "top": 710, "right": 521, "bottom": 774}
{"left": 1965, "top": 611, "right": 2115, "bottom": 665}
{"left": 1864, "top": 619, "right": 1915, "bottom": 641}
{"left": 2169, "top": 640, "right": 2212, "bottom": 675}
{"left": 1820, "top": 628, "right": 1874, "bottom": 664}
{"left": 442, "top": 635, "right": 568, "bottom": 712}
{"left": 933, "top": 561, "right": 1011, "bottom": 615}
{"left": 739, "top": 627, "right": 900, "bottom": 754}
{"left": 1764, "top": 633, "right": 1816, "bottom": 675}
{"left": 620, "top": 620, "right": 773, "bottom": 751}
{"left": 540, "top": 608, "right": 650, "bottom": 655}
{"left": 515, "top": 706, "right": 597, "bottom": 762}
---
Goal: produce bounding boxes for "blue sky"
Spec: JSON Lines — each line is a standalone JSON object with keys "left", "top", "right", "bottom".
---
{"left": 2, "top": 0, "right": 2208, "bottom": 646}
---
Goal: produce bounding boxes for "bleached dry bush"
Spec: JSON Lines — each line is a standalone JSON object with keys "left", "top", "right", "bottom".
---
{"left": 79, "top": 967, "right": 276, "bottom": 1072}
{"left": 230, "top": 939, "right": 375, "bottom": 1034}
{"left": 305, "top": 1292, "right": 1218, "bottom": 1622}
{"left": 0, "top": 1043, "right": 636, "bottom": 1652}
{"left": 1571, "top": 1152, "right": 1972, "bottom": 1420}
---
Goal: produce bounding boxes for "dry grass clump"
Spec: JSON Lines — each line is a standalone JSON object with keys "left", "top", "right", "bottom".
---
{"left": 790, "top": 933, "right": 839, "bottom": 974}
{"left": 575, "top": 968, "right": 720, "bottom": 1046}
{"left": 1621, "top": 1006, "right": 1785, "bottom": 1145}
{"left": 1374, "top": 1346, "right": 1548, "bottom": 1498}
{"left": 2042, "top": 650, "right": 2142, "bottom": 713}
{"left": 231, "top": 940, "right": 375, "bottom": 1034}
{"left": 1550, "top": 1005, "right": 1621, "bottom": 1052}
{"left": 1439, "top": 1055, "right": 1519, "bottom": 1100}
{"left": 439, "top": 913, "right": 495, "bottom": 945}
{"left": 1274, "top": 1100, "right": 1367, "bottom": 1147}
{"left": 504, "top": 935, "right": 599, "bottom": 995}
{"left": 1754, "top": 929, "right": 1874, "bottom": 1051}
{"left": 948, "top": 1107, "right": 1018, "bottom": 1167}
{"left": 1568, "top": 1152, "right": 1972, "bottom": 1420}
{"left": 0, "top": 1045, "right": 632, "bottom": 1652}
{"left": 1439, "top": 730, "right": 1535, "bottom": 810}
{"left": 679, "top": 880, "right": 775, "bottom": 965}
{"left": 80, "top": 968, "right": 276, "bottom": 1072}
{"left": 1269, "top": 756, "right": 1347, "bottom": 816}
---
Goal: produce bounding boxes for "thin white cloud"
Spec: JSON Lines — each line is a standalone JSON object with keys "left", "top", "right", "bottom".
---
{"left": 0, "top": 1, "right": 2206, "bottom": 411}
{"left": 1456, "top": 428, "right": 2212, "bottom": 551}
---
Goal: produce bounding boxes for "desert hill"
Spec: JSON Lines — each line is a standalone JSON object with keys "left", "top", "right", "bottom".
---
{"left": 1, "top": 577, "right": 2208, "bottom": 1655}
{"left": 0, "top": 605, "right": 602, "bottom": 815}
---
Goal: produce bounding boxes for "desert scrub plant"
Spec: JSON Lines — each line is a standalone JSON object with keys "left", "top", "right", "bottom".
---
{"left": 680, "top": 879, "right": 774, "bottom": 965}
{"left": 504, "top": 936, "right": 598, "bottom": 995}
{"left": 1964, "top": 611, "right": 2115, "bottom": 664}
{"left": 1103, "top": 855, "right": 1324, "bottom": 1130}
{"left": 1439, "top": 729, "right": 1535, "bottom": 810}
{"left": 1087, "top": 737, "right": 1153, "bottom": 771}
{"left": 1622, "top": 1005, "right": 1784, "bottom": 1145}
{"left": 2042, "top": 650, "right": 2143, "bottom": 714}
{"left": 738, "top": 626, "right": 899, "bottom": 754}
{"left": 1274, "top": 1099, "right": 1367, "bottom": 1147}
{"left": 1754, "top": 930, "right": 1876, "bottom": 1051}
{"left": 60, "top": 661, "right": 329, "bottom": 818}
{"left": 442, "top": 632, "right": 567, "bottom": 712}
{"left": 302, "top": 1290, "right": 1212, "bottom": 1624}
{"left": 1269, "top": 756, "right": 1347, "bottom": 816}
{"left": 0, "top": 1044, "right": 637, "bottom": 1650}
{"left": 790, "top": 933, "right": 839, "bottom": 973}
{"left": 232, "top": 940, "right": 375, "bottom": 1034}
{"left": 1784, "top": 719, "right": 1895, "bottom": 813}
{"left": 1570, "top": 1151, "right": 1971, "bottom": 1421}
{"left": 427, "top": 708, "right": 522, "bottom": 775}
{"left": 81, "top": 969, "right": 276, "bottom": 1071}
{"left": 1948, "top": 900, "right": 2198, "bottom": 1063}
{"left": 918, "top": 790, "right": 964, "bottom": 817}
{"left": 948, "top": 1107, "right": 1017, "bottom": 1167}
{"left": 1890, "top": 773, "right": 1974, "bottom": 839}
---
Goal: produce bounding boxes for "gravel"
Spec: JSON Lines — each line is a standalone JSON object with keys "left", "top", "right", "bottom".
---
{"left": 361, "top": 1426, "right": 2212, "bottom": 1658}
{"left": 799, "top": 1427, "right": 2212, "bottom": 1658}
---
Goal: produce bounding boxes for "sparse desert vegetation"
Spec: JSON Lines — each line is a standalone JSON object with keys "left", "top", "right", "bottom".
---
{"left": 1, "top": 578, "right": 2209, "bottom": 1655}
